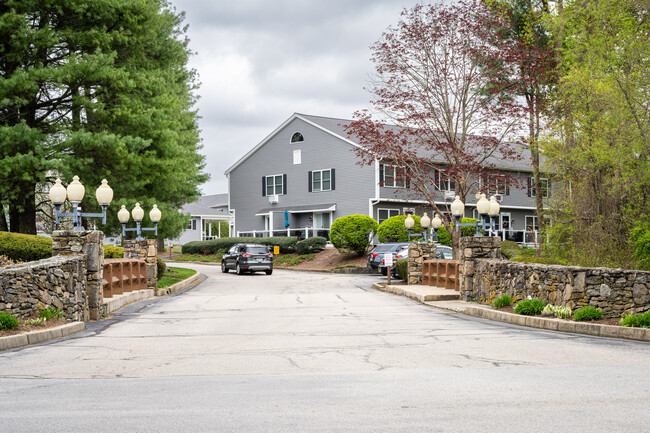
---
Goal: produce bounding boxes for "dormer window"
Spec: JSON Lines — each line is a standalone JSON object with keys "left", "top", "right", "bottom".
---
{"left": 290, "top": 132, "right": 304, "bottom": 143}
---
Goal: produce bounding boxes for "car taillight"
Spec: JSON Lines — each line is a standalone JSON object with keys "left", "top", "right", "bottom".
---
{"left": 241, "top": 253, "right": 252, "bottom": 258}
{"left": 395, "top": 255, "right": 403, "bottom": 259}
{"left": 371, "top": 253, "right": 379, "bottom": 259}
{"left": 267, "top": 253, "right": 273, "bottom": 258}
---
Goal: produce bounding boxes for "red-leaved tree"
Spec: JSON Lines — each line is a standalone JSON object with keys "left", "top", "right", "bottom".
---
{"left": 345, "top": 1, "right": 528, "bottom": 233}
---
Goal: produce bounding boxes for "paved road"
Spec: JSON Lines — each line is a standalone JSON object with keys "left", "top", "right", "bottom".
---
{"left": 1, "top": 265, "right": 649, "bottom": 432}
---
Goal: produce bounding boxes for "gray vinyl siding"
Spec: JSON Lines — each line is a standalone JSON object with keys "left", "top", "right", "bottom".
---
{"left": 229, "top": 118, "right": 375, "bottom": 233}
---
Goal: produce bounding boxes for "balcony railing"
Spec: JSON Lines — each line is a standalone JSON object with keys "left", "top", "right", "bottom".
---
{"left": 236, "top": 228, "right": 330, "bottom": 241}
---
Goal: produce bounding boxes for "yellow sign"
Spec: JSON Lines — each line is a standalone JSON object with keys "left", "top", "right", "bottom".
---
{"left": 273, "top": 246, "right": 280, "bottom": 255}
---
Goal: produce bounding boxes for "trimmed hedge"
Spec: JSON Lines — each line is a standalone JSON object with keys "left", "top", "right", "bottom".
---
{"left": 330, "top": 214, "right": 379, "bottom": 255}
{"left": 395, "top": 258, "right": 408, "bottom": 281}
{"left": 0, "top": 232, "right": 52, "bottom": 262}
{"left": 378, "top": 215, "right": 422, "bottom": 243}
{"left": 296, "top": 237, "right": 327, "bottom": 255}
{"left": 104, "top": 245, "right": 124, "bottom": 258}
{"left": 157, "top": 257, "right": 167, "bottom": 278}
{"left": 182, "top": 236, "right": 298, "bottom": 255}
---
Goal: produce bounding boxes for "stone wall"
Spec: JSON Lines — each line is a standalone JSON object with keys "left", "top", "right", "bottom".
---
{"left": 0, "top": 255, "right": 87, "bottom": 321}
{"left": 407, "top": 243, "right": 436, "bottom": 285}
{"left": 472, "top": 260, "right": 650, "bottom": 318}
{"left": 458, "top": 236, "right": 502, "bottom": 301}
{"left": 124, "top": 239, "right": 157, "bottom": 290}
{"left": 53, "top": 230, "right": 104, "bottom": 320}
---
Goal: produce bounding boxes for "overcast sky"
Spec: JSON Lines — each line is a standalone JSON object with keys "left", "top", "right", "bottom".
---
{"left": 167, "top": 0, "right": 425, "bottom": 195}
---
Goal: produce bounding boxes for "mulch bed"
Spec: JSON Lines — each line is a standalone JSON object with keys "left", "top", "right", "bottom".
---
{"left": 0, "top": 316, "right": 67, "bottom": 338}
{"left": 495, "top": 305, "right": 621, "bottom": 326}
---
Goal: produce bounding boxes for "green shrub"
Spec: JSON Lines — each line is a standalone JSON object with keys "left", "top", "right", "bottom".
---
{"left": 157, "top": 257, "right": 167, "bottom": 278}
{"left": 275, "top": 253, "right": 315, "bottom": 266}
{"left": 395, "top": 258, "right": 408, "bottom": 280}
{"left": 0, "top": 312, "right": 20, "bottom": 330}
{"left": 630, "top": 224, "right": 650, "bottom": 270}
{"left": 573, "top": 306, "right": 603, "bottom": 321}
{"left": 182, "top": 237, "right": 297, "bottom": 255}
{"left": 620, "top": 311, "right": 650, "bottom": 328}
{"left": 493, "top": 294, "right": 513, "bottom": 308}
{"left": 513, "top": 298, "right": 546, "bottom": 315}
{"left": 0, "top": 232, "right": 52, "bottom": 262}
{"left": 296, "top": 237, "right": 327, "bottom": 255}
{"left": 541, "top": 304, "right": 572, "bottom": 319}
{"left": 39, "top": 306, "right": 63, "bottom": 320}
{"left": 378, "top": 215, "right": 422, "bottom": 243}
{"left": 104, "top": 245, "right": 124, "bottom": 258}
{"left": 330, "top": 215, "right": 379, "bottom": 256}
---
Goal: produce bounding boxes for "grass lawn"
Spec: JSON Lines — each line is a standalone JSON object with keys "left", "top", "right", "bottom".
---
{"left": 158, "top": 267, "right": 197, "bottom": 288}
{"left": 171, "top": 254, "right": 221, "bottom": 263}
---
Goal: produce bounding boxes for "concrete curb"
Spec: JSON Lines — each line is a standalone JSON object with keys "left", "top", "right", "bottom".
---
{"left": 156, "top": 273, "right": 204, "bottom": 296}
{"left": 372, "top": 283, "right": 460, "bottom": 303}
{"left": 103, "top": 289, "right": 155, "bottom": 315}
{"left": 465, "top": 306, "right": 650, "bottom": 342}
{"left": 0, "top": 322, "right": 85, "bottom": 352}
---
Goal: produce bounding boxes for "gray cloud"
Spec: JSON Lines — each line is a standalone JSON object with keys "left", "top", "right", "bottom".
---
{"left": 168, "top": 0, "right": 420, "bottom": 194}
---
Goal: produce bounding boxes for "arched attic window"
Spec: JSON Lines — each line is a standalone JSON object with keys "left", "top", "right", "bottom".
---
{"left": 290, "top": 132, "right": 304, "bottom": 143}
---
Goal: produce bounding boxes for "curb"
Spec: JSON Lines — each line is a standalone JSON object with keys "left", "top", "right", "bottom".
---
{"left": 103, "top": 289, "right": 155, "bottom": 315}
{"left": 156, "top": 273, "right": 204, "bottom": 296}
{"left": 372, "top": 283, "right": 460, "bottom": 303}
{"left": 0, "top": 322, "right": 85, "bottom": 352}
{"left": 465, "top": 306, "right": 650, "bottom": 342}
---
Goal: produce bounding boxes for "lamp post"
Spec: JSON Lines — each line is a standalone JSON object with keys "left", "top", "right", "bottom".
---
{"left": 49, "top": 176, "right": 113, "bottom": 230}
{"left": 404, "top": 212, "right": 443, "bottom": 242}
{"left": 118, "top": 203, "right": 162, "bottom": 240}
{"left": 451, "top": 194, "right": 500, "bottom": 236}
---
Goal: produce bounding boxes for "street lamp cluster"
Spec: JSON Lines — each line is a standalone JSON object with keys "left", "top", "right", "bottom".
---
{"left": 403, "top": 193, "right": 501, "bottom": 242}
{"left": 48, "top": 176, "right": 161, "bottom": 239}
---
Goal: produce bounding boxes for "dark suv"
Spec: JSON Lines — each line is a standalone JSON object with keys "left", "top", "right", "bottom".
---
{"left": 221, "top": 244, "right": 274, "bottom": 275}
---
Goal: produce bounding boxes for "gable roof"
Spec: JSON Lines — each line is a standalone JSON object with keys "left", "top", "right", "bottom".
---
{"left": 224, "top": 113, "right": 540, "bottom": 175}
{"left": 224, "top": 113, "right": 360, "bottom": 175}
{"left": 181, "top": 194, "right": 229, "bottom": 217}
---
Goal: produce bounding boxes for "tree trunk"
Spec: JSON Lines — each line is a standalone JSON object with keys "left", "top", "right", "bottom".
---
{"left": 18, "top": 181, "right": 37, "bottom": 235}
{"left": 0, "top": 207, "right": 8, "bottom": 232}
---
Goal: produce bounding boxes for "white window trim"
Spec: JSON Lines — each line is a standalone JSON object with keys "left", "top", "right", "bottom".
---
{"left": 265, "top": 174, "right": 284, "bottom": 196}
{"left": 434, "top": 169, "right": 455, "bottom": 192}
{"left": 530, "top": 177, "right": 550, "bottom": 198}
{"left": 290, "top": 131, "right": 304, "bottom": 144}
{"left": 484, "top": 174, "right": 507, "bottom": 195}
{"left": 312, "top": 169, "right": 332, "bottom": 192}
{"left": 377, "top": 208, "right": 400, "bottom": 224}
{"left": 383, "top": 165, "right": 406, "bottom": 188}
{"left": 293, "top": 149, "right": 301, "bottom": 165}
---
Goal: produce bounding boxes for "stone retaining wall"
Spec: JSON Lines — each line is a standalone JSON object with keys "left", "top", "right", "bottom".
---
{"left": 472, "top": 259, "right": 650, "bottom": 319}
{"left": 124, "top": 239, "right": 157, "bottom": 290}
{"left": 0, "top": 255, "right": 87, "bottom": 321}
{"left": 407, "top": 243, "right": 436, "bottom": 285}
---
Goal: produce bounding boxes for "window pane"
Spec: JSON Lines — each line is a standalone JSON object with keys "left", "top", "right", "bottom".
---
{"left": 322, "top": 179, "right": 330, "bottom": 190}
{"left": 313, "top": 171, "right": 321, "bottom": 182}
{"left": 390, "top": 209, "right": 400, "bottom": 217}
{"left": 378, "top": 209, "right": 388, "bottom": 222}
{"left": 384, "top": 167, "right": 394, "bottom": 186}
{"left": 322, "top": 170, "right": 330, "bottom": 182}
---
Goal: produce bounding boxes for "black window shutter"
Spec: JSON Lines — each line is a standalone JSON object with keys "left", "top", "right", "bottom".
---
{"left": 262, "top": 176, "right": 266, "bottom": 197}
{"left": 331, "top": 169, "right": 335, "bottom": 190}
{"left": 527, "top": 177, "right": 532, "bottom": 197}
{"left": 505, "top": 177, "right": 510, "bottom": 196}
{"left": 379, "top": 164, "right": 384, "bottom": 184}
{"left": 308, "top": 171, "right": 313, "bottom": 192}
{"left": 283, "top": 174, "right": 287, "bottom": 195}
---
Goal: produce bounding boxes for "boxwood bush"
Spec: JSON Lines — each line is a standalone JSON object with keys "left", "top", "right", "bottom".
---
{"left": 378, "top": 215, "right": 422, "bottom": 243}
{"left": 0, "top": 232, "right": 52, "bottom": 262}
{"left": 330, "top": 215, "right": 378, "bottom": 255}
{"left": 296, "top": 237, "right": 327, "bottom": 255}
{"left": 182, "top": 237, "right": 298, "bottom": 255}
{"left": 620, "top": 311, "right": 650, "bottom": 328}
{"left": 104, "top": 245, "right": 124, "bottom": 258}
{"left": 0, "top": 311, "right": 20, "bottom": 330}
{"left": 513, "top": 298, "right": 546, "bottom": 315}
{"left": 573, "top": 306, "right": 603, "bottom": 321}
{"left": 395, "top": 258, "right": 408, "bottom": 280}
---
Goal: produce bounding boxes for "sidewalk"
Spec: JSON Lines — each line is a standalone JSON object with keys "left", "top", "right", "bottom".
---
{"left": 372, "top": 282, "right": 650, "bottom": 343}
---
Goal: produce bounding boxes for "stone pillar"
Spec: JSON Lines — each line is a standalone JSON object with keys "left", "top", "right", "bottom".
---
{"left": 407, "top": 243, "right": 437, "bottom": 285}
{"left": 52, "top": 230, "right": 104, "bottom": 320}
{"left": 123, "top": 239, "right": 157, "bottom": 290}
{"left": 458, "top": 236, "right": 502, "bottom": 301}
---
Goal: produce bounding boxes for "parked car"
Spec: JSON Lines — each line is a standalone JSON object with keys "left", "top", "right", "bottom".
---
{"left": 379, "top": 244, "right": 454, "bottom": 278}
{"left": 367, "top": 242, "right": 410, "bottom": 275}
{"left": 221, "top": 243, "right": 274, "bottom": 275}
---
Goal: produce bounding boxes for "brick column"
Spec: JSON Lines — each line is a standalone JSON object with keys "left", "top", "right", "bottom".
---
{"left": 407, "top": 243, "right": 437, "bottom": 285}
{"left": 52, "top": 230, "right": 104, "bottom": 320}
{"left": 458, "top": 236, "right": 502, "bottom": 301}
{"left": 123, "top": 239, "right": 157, "bottom": 290}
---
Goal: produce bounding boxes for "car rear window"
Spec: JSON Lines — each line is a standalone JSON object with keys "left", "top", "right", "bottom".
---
{"left": 371, "top": 244, "right": 394, "bottom": 253}
{"left": 246, "top": 247, "right": 269, "bottom": 255}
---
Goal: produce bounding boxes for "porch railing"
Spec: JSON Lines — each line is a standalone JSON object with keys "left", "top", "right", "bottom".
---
{"left": 422, "top": 259, "right": 460, "bottom": 291}
{"left": 236, "top": 228, "right": 330, "bottom": 241}
{"left": 102, "top": 258, "right": 147, "bottom": 298}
